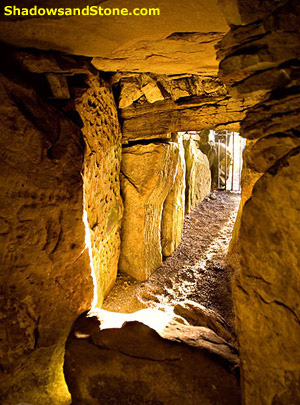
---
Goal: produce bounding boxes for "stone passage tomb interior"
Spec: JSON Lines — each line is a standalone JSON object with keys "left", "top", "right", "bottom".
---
{"left": 0, "top": 1, "right": 300, "bottom": 404}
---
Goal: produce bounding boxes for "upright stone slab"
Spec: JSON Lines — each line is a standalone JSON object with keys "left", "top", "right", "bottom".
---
{"left": 0, "top": 72, "right": 93, "bottom": 405}
{"left": 218, "top": 1, "right": 300, "bottom": 402}
{"left": 237, "top": 151, "right": 300, "bottom": 404}
{"left": 73, "top": 73, "right": 123, "bottom": 306}
{"left": 119, "top": 142, "right": 178, "bottom": 281}
{"left": 183, "top": 139, "right": 211, "bottom": 214}
{"left": 161, "top": 135, "right": 186, "bottom": 257}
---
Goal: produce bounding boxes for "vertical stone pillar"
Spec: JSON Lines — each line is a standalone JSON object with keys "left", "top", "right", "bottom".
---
{"left": 183, "top": 138, "right": 211, "bottom": 214}
{"left": 161, "top": 135, "right": 186, "bottom": 257}
{"left": 119, "top": 142, "right": 179, "bottom": 281}
{"left": 73, "top": 74, "right": 123, "bottom": 307}
{"left": 218, "top": 1, "right": 300, "bottom": 403}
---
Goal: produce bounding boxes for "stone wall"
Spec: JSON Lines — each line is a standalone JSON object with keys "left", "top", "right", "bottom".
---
{"left": 0, "top": 49, "right": 124, "bottom": 404}
{"left": 72, "top": 73, "right": 123, "bottom": 306}
{"left": 218, "top": 1, "right": 300, "bottom": 403}
{"left": 0, "top": 68, "right": 93, "bottom": 404}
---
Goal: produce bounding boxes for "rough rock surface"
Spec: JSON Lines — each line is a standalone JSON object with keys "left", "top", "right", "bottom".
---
{"left": 174, "top": 300, "right": 233, "bottom": 344}
{"left": 116, "top": 73, "right": 227, "bottom": 109}
{"left": 183, "top": 139, "right": 211, "bottom": 214}
{"left": 119, "top": 142, "right": 178, "bottom": 280}
{"left": 0, "top": 70, "right": 93, "bottom": 404}
{"left": 237, "top": 151, "right": 300, "bottom": 404}
{"left": 115, "top": 73, "right": 255, "bottom": 141}
{"left": 65, "top": 313, "right": 241, "bottom": 405}
{"left": 218, "top": 0, "right": 300, "bottom": 403}
{"left": 161, "top": 135, "right": 186, "bottom": 257}
{"left": 72, "top": 73, "right": 123, "bottom": 306}
{"left": 0, "top": 0, "right": 228, "bottom": 75}
{"left": 120, "top": 93, "right": 255, "bottom": 142}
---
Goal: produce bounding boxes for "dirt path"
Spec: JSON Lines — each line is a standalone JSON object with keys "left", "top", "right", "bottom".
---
{"left": 103, "top": 191, "right": 240, "bottom": 334}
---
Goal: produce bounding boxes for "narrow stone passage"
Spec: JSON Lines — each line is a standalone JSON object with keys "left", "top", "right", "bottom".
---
{"left": 104, "top": 191, "right": 240, "bottom": 336}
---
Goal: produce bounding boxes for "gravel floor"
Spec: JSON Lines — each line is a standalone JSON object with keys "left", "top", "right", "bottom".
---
{"left": 103, "top": 191, "right": 241, "bottom": 334}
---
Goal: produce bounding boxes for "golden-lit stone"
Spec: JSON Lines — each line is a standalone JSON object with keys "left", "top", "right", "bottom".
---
{"left": 161, "top": 135, "right": 186, "bottom": 257}
{"left": 218, "top": 2, "right": 300, "bottom": 400}
{"left": 0, "top": 71, "right": 93, "bottom": 405}
{"left": 65, "top": 312, "right": 241, "bottom": 405}
{"left": 73, "top": 73, "right": 123, "bottom": 306}
{"left": 120, "top": 93, "right": 253, "bottom": 142}
{"left": 0, "top": 0, "right": 228, "bottom": 75}
{"left": 183, "top": 139, "right": 211, "bottom": 213}
{"left": 236, "top": 150, "right": 300, "bottom": 404}
{"left": 119, "top": 142, "right": 178, "bottom": 280}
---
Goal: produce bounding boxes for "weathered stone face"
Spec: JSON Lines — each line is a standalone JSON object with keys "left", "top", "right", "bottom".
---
{"left": 0, "top": 71, "right": 93, "bottom": 404}
{"left": 161, "top": 135, "right": 186, "bottom": 257}
{"left": 72, "top": 73, "right": 123, "bottom": 306}
{"left": 119, "top": 142, "right": 179, "bottom": 280}
{"left": 119, "top": 76, "right": 256, "bottom": 142}
{"left": 218, "top": 0, "right": 300, "bottom": 402}
{"left": 237, "top": 151, "right": 300, "bottom": 404}
{"left": 116, "top": 73, "right": 227, "bottom": 110}
{"left": 183, "top": 139, "right": 211, "bottom": 214}
{"left": 65, "top": 312, "right": 241, "bottom": 405}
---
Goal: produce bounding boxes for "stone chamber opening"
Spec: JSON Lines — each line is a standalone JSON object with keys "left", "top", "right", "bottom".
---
{"left": 0, "top": 1, "right": 300, "bottom": 404}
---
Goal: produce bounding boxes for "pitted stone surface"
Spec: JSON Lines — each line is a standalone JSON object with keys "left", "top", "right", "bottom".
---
{"left": 0, "top": 70, "right": 93, "bottom": 405}
{"left": 72, "top": 73, "right": 123, "bottom": 306}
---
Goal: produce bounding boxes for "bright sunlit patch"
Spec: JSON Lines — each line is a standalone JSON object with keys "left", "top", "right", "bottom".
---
{"left": 83, "top": 210, "right": 98, "bottom": 308}
{"left": 191, "top": 207, "right": 239, "bottom": 271}
{"left": 88, "top": 306, "right": 176, "bottom": 334}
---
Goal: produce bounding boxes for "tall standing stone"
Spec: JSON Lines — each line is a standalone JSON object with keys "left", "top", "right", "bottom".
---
{"left": 73, "top": 73, "right": 123, "bottom": 307}
{"left": 161, "top": 135, "right": 186, "bottom": 257}
{"left": 183, "top": 139, "right": 211, "bottom": 214}
{"left": 119, "top": 142, "right": 178, "bottom": 281}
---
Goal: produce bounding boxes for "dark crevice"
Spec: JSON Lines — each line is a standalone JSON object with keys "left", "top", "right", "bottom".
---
{"left": 47, "top": 119, "right": 61, "bottom": 159}
{"left": 268, "top": 146, "right": 300, "bottom": 176}
{"left": 256, "top": 291, "right": 300, "bottom": 325}
{"left": 34, "top": 316, "right": 40, "bottom": 349}
{"left": 117, "top": 349, "right": 181, "bottom": 363}
{"left": 122, "top": 138, "right": 172, "bottom": 148}
{"left": 120, "top": 171, "right": 139, "bottom": 192}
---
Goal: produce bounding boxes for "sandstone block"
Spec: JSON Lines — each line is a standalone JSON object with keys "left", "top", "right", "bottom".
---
{"left": 236, "top": 150, "right": 300, "bottom": 404}
{"left": 73, "top": 74, "right": 123, "bottom": 306}
{"left": 118, "top": 77, "right": 143, "bottom": 109}
{"left": 0, "top": 72, "right": 93, "bottom": 405}
{"left": 161, "top": 135, "right": 186, "bottom": 257}
{"left": 183, "top": 139, "right": 211, "bottom": 213}
{"left": 65, "top": 313, "right": 241, "bottom": 405}
{"left": 174, "top": 300, "right": 235, "bottom": 344}
{"left": 142, "top": 81, "right": 164, "bottom": 103}
{"left": 119, "top": 142, "right": 178, "bottom": 281}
